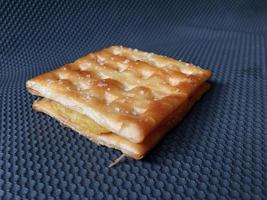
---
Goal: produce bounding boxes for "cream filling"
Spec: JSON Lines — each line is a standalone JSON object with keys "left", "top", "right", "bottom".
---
{"left": 48, "top": 99, "right": 110, "bottom": 135}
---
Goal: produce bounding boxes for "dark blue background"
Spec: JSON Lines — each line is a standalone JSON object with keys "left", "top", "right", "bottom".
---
{"left": 0, "top": 0, "right": 266, "bottom": 199}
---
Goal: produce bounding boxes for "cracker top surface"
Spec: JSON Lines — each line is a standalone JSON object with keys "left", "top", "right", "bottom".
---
{"left": 27, "top": 46, "right": 212, "bottom": 143}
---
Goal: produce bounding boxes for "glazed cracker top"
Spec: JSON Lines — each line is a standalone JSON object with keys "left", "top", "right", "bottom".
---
{"left": 26, "top": 46, "right": 212, "bottom": 143}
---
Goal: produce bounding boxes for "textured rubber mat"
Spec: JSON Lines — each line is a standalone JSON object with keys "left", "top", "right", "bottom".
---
{"left": 0, "top": 0, "right": 266, "bottom": 199}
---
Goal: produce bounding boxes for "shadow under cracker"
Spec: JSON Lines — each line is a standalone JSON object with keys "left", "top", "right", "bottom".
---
{"left": 142, "top": 81, "right": 223, "bottom": 165}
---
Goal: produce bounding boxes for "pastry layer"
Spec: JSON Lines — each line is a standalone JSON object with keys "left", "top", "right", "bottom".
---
{"left": 33, "top": 83, "right": 210, "bottom": 159}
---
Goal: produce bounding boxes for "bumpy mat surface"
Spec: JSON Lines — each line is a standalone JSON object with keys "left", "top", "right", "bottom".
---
{"left": 0, "top": 0, "right": 266, "bottom": 199}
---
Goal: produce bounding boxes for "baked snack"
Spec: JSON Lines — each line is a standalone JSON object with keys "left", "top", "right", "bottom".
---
{"left": 27, "top": 46, "right": 212, "bottom": 159}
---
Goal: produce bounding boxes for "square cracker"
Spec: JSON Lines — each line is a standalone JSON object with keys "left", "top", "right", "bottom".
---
{"left": 27, "top": 46, "right": 212, "bottom": 143}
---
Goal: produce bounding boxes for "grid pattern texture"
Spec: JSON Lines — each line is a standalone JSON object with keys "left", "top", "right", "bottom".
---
{"left": 0, "top": 0, "right": 267, "bottom": 199}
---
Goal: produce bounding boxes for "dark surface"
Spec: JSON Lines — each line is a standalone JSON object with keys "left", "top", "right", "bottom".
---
{"left": 0, "top": 0, "right": 267, "bottom": 199}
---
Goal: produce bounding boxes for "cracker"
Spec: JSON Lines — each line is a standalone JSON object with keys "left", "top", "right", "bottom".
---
{"left": 27, "top": 46, "right": 212, "bottom": 143}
